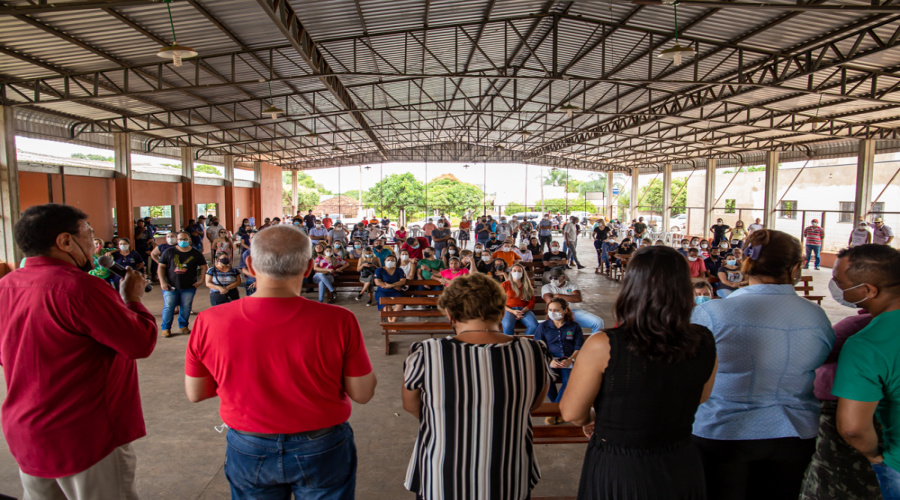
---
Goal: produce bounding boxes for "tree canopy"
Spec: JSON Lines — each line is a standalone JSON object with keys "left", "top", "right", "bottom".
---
{"left": 542, "top": 169, "right": 580, "bottom": 193}
{"left": 424, "top": 177, "right": 484, "bottom": 217}
{"left": 71, "top": 152, "right": 114, "bottom": 162}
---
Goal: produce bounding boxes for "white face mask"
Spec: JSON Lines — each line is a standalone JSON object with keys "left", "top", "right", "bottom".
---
{"left": 119, "top": 245, "right": 130, "bottom": 251}
{"left": 701, "top": 243, "right": 708, "bottom": 249}
{"left": 502, "top": 246, "right": 510, "bottom": 252}
{"left": 385, "top": 261, "right": 396, "bottom": 269}
{"left": 324, "top": 250, "right": 333, "bottom": 256}
{"left": 682, "top": 244, "right": 689, "bottom": 249}
{"left": 166, "top": 238, "right": 177, "bottom": 245}
{"left": 401, "top": 255, "right": 409, "bottom": 261}
{"left": 548, "top": 311, "right": 564, "bottom": 322}
{"left": 688, "top": 257, "right": 698, "bottom": 262}
{"left": 511, "top": 271, "right": 523, "bottom": 280}
{"left": 828, "top": 279, "right": 868, "bottom": 308}
{"left": 448, "top": 249, "right": 456, "bottom": 255}
{"left": 551, "top": 246, "right": 560, "bottom": 251}
{"left": 482, "top": 256, "right": 492, "bottom": 262}
{"left": 437, "top": 223, "right": 443, "bottom": 228}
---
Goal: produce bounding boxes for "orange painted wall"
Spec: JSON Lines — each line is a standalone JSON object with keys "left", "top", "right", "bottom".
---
{"left": 64, "top": 176, "right": 116, "bottom": 240}
{"left": 260, "top": 162, "right": 283, "bottom": 220}
{"left": 233, "top": 187, "right": 252, "bottom": 231}
{"left": 132, "top": 179, "right": 178, "bottom": 207}
{"left": 18, "top": 171, "right": 50, "bottom": 207}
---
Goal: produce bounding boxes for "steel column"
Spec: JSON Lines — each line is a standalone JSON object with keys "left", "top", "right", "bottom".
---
{"left": 224, "top": 155, "right": 236, "bottom": 233}
{"left": 606, "top": 170, "right": 614, "bottom": 220}
{"left": 703, "top": 158, "right": 717, "bottom": 235}
{"left": 291, "top": 170, "right": 299, "bottom": 215}
{"left": 0, "top": 106, "right": 20, "bottom": 269}
{"left": 252, "top": 161, "right": 262, "bottom": 222}
{"left": 854, "top": 139, "right": 876, "bottom": 222}
{"left": 763, "top": 151, "right": 779, "bottom": 228}
{"left": 630, "top": 167, "right": 639, "bottom": 221}
{"left": 113, "top": 132, "right": 133, "bottom": 244}
{"left": 662, "top": 163, "right": 672, "bottom": 231}
{"left": 181, "top": 147, "right": 195, "bottom": 227}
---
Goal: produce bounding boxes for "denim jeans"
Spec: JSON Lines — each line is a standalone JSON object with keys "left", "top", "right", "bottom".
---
{"left": 210, "top": 289, "right": 239, "bottom": 306}
{"left": 161, "top": 287, "right": 196, "bottom": 330}
{"left": 313, "top": 273, "right": 335, "bottom": 302}
{"left": 501, "top": 307, "right": 539, "bottom": 336}
{"left": 874, "top": 462, "right": 900, "bottom": 500}
{"left": 805, "top": 244, "right": 821, "bottom": 268}
{"left": 225, "top": 422, "right": 357, "bottom": 500}
{"left": 547, "top": 367, "right": 572, "bottom": 403}
{"left": 539, "top": 235, "right": 552, "bottom": 252}
{"left": 572, "top": 308, "right": 604, "bottom": 333}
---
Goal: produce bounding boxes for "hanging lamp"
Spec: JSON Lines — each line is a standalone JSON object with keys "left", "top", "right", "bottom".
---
{"left": 804, "top": 94, "right": 828, "bottom": 124}
{"left": 157, "top": 0, "right": 197, "bottom": 67}
{"left": 559, "top": 78, "right": 580, "bottom": 118}
{"left": 261, "top": 81, "right": 284, "bottom": 119}
{"left": 658, "top": 4, "right": 694, "bottom": 66}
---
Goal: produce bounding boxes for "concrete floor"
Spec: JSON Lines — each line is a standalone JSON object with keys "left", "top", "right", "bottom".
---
{"left": 0, "top": 238, "right": 854, "bottom": 499}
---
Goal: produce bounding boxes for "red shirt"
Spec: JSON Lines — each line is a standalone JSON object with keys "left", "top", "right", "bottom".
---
{"left": 185, "top": 296, "right": 373, "bottom": 433}
{"left": 0, "top": 257, "right": 158, "bottom": 477}
{"left": 322, "top": 217, "right": 333, "bottom": 229}
{"left": 502, "top": 280, "right": 536, "bottom": 309}
{"left": 688, "top": 258, "right": 707, "bottom": 277}
{"left": 401, "top": 237, "right": 431, "bottom": 261}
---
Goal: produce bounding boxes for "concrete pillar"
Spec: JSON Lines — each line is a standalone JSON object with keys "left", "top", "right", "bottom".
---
{"left": 854, "top": 139, "right": 876, "bottom": 222}
{"left": 763, "top": 151, "right": 779, "bottom": 228}
{"left": 223, "top": 155, "right": 236, "bottom": 233}
{"left": 181, "top": 147, "right": 195, "bottom": 227}
{"left": 662, "top": 163, "right": 672, "bottom": 231}
{"left": 703, "top": 158, "right": 717, "bottom": 234}
{"left": 630, "top": 167, "right": 639, "bottom": 221}
{"left": 252, "top": 161, "right": 262, "bottom": 222}
{"left": 291, "top": 169, "right": 299, "bottom": 215}
{"left": 113, "top": 132, "right": 134, "bottom": 244}
{"left": 606, "top": 170, "right": 614, "bottom": 220}
{"left": 0, "top": 106, "right": 20, "bottom": 268}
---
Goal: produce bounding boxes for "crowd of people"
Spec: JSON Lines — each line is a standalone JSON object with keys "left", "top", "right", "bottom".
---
{"left": 3, "top": 202, "right": 900, "bottom": 500}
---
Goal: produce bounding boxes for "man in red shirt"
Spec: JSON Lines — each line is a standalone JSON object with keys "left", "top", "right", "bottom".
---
{"left": 0, "top": 204, "right": 157, "bottom": 498}
{"left": 185, "top": 225, "right": 376, "bottom": 498}
{"left": 401, "top": 236, "right": 431, "bottom": 261}
{"left": 322, "top": 215, "right": 333, "bottom": 229}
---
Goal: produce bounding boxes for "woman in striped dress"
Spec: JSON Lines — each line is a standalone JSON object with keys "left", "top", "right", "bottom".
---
{"left": 402, "top": 272, "right": 551, "bottom": 500}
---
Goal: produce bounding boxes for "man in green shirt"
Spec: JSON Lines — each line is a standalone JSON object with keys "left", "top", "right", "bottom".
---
{"left": 632, "top": 217, "right": 647, "bottom": 247}
{"left": 417, "top": 249, "right": 445, "bottom": 280}
{"left": 832, "top": 244, "right": 900, "bottom": 499}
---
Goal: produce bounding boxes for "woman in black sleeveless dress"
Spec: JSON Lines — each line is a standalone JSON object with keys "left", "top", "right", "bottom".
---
{"left": 560, "top": 245, "right": 718, "bottom": 499}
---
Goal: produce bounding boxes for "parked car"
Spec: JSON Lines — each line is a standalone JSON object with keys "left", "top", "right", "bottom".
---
{"left": 669, "top": 213, "right": 687, "bottom": 231}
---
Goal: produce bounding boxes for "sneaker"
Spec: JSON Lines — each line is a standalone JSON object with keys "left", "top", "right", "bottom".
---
{"left": 815, "top": 267, "right": 820, "bottom": 270}
{"left": 181, "top": 327, "right": 190, "bottom": 335}
{"left": 803, "top": 266, "right": 809, "bottom": 269}
{"left": 355, "top": 292, "right": 362, "bottom": 301}
{"left": 366, "top": 300, "right": 374, "bottom": 307}
{"left": 161, "top": 329, "right": 172, "bottom": 338}
{"left": 577, "top": 265, "right": 586, "bottom": 269}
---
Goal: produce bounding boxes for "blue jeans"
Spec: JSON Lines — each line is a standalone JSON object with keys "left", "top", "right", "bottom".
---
{"left": 572, "top": 308, "right": 604, "bottom": 333}
{"left": 313, "top": 273, "right": 335, "bottom": 302}
{"left": 874, "top": 462, "right": 900, "bottom": 500}
{"left": 805, "top": 244, "right": 821, "bottom": 268}
{"left": 548, "top": 367, "right": 572, "bottom": 403}
{"left": 501, "top": 307, "right": 538, "bottom": 336}
{"left": 225, "top": 422, "right": 357, "bottom": 500}
{"left": 161, "top": 287, "right": 196, "bottom": 330}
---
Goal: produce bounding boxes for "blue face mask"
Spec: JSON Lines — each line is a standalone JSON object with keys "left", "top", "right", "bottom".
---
{"left": 178, "top": 241, "right": 190, "bottom": 248}
{"left": 694, "top": 296, "right": 712, "bottom": 305}
{"left": 726, "top": 259, "right": 737, "bottom": 266}
{"left": 293, "top": 221, "right": 300, "bottom": 226}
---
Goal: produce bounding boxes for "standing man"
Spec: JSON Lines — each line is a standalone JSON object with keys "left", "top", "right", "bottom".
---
{"left": 632, "top": 216, "right": 647, "bottom": 247}
{"left": 185, "top": 226, "right": 375, "bottom": 498}
{"left": 849, "top": 221, "right": 873, "bottom": 247}
{"left": 538, "top": 214, "right": 554, "bottom": 252}
{"left": 205, "top": 216, "right": 223, "bottom": 262}
{"left": 709, "top": 218, "right": 730, "bottom": 248}
{"left": 496, "top": 217, "right": 512, "bottom": 242}
{"left": 303, "top": 209, "right": 316, "bottom": 231}
{"left": 563, "top": 216, "right": 586, "bottom": 269}
{"left": 185, "top": 218, "right": 205, "bottom": 252}
{"left": 832, "top": 244, "right": 900, "bottom": 500}
{"left": 422, "top": 218, "right": 437, "bottom": 245}
{"left": 475, "top": 217, "right": 491, "bottom": 247}
{"left": 803, "top": 219, "right": 825, "bottom": 270}
{"left": 748, "top": 217, "right": 764, "bottom": 235}
{"left": 158, "top": 231, "right": 208, "bottom": 338}
{"left": 321, "top": 214, "right": 333, "bottom": 230}
{"left": 874, "top": 217, "right": 895, "bottom": 246}
{"left": 431, "top": 220, "right": 452, "bottom": 258}
{"left": 0, "top": 204, "right": 157, "bottom": 498}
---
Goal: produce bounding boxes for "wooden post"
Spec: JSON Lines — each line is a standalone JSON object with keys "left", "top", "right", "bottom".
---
{"left": 114, "top": 132, "right": 134, "bottom": 243}
{"left": 181, "top": 147, "right": 195, "bottom": 227}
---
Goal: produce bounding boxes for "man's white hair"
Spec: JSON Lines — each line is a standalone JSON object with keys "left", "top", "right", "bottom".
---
{"left": 249, "top": 225, "right": 311, "bottom": 279}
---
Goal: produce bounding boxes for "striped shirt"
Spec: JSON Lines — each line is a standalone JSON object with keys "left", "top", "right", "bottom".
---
{"left": 803, "top": 226, "right": 824, "bottom": 245}
{"left": 403, "top": 336, "right": 551, "bottom": 499}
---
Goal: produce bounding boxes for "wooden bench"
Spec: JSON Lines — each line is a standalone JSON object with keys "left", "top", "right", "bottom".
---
{"left": 380, "top": 295, "right": 547, "bottom": 354}
{"left": 531, "top": 402, "right": 589, "bottom": 445}
{"left": 795, "top": 275, "right": 825, "bottom": 305}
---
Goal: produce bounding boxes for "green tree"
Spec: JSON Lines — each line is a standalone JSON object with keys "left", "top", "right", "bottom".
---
{"left": 195, "top": 164, "right": 221, "bottom": 175}
{"left": 576, "top": 174, "right": 607, "bottom": 196}
{"left": 71, "top": 152, "right": 114, "bottom": 162}
{"left": 532, "top": 198, "right": 597, "bottom": 214}
{"left": 282, "top": 186, "right": 321, "bottom": 211}
{"left": 542, "top": 169, "right": 580, "bottom": 193}
{"left": 634, "top": 178, "right": 688, "bottom": 216}
{"left": 425, "top": 178, "right": 484, "bottom": 217}
{"left": 363, "top": 173, "right": 426, "bottom": 218}
{"left": 504, "top": 202, "right": 527, "bottom": 215}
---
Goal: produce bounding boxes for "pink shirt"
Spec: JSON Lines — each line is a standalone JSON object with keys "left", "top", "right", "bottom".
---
{"left": 0, "top": 257, "right": 158, "bottom": 477}
{"left": 422, "top": 223, "right": 437, "bottom": 236}
{"left": 439, "top": 268, "right": 469, "bottom": 281}
{"left": 688, "top": 258, "right": 707, "bottom": 278}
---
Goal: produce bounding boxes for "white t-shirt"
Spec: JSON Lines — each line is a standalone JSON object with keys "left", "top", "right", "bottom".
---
{"left": 541, "top": 280, "right": 580, "bottom": 297}
{"left": 748, "top": 223, "right": 764, "bottom": 233}
{"left": 563, "top": 223, "right": 578, "bottom": 243}
{"left": 850, "top": 228, "right": 870, "bottom": 247}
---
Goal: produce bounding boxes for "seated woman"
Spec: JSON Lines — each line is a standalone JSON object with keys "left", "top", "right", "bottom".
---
{"left": 375, "top": 254, "right": 406, "bottom": 321}
{"left": 458, "top": 250, "right": 476, "bottom": 273}
{"left": 716, "top": 248, "right": 746, "bottom": 298}
{"left": 205, "top": 251, "right": 242, "bottom": 306}
{"left": 111, "top": 237, "right": 144, "bottom": 289}
{"left": 599, "top": 237, "right": 618, "bottom": 274}
{"left": 394, "top": 226, "right": 408, "bottom": 245}
{"left": 527, "top": 236, "right": 543, "bottom": 260}
{"left": 560, "top": 245, "right": 718, "bottom": 499}
{"left": 313, "top": 243, "right": 348, "bottom": 303}
{"left": 515, "top": 242, "right": 534, "bottom": 262}
{"left": 332, "top": 241, "right": 350, "bottom": 260}
{"left": 356, "top": 247, "right": 381, "bottom": 306}
{"left": 441, "top": 245, "right": 460, "bottom": 267}
{"left": 534, "top": 297, "right": 584, "bottom": 411}
{"left": 615, "top": 238, "right": 636, "bottom": 268}
{"left": 693, "top": 281, "right": 714, "bottom": 305}
{"left": 348, "top": 239, "right": 365, "bottom": 259}
{"left": 402, "top": 273, "right": 550, "bottom": 500}
{"left": 501, "top": 263, "right": 538, "bottom": 336}
{"left": 397, "top": 249, "right": 416, "bottom": 282}
{"left": 436, "top": 256, "right": 469, "bottom": 285}
{"left": 699, "top": 239, "right": 711, "bottom": 259}
{"left": 678, "top": 238, "right": 691, "bottom": 257}
{"left": 489, "top": 258, "right": 509, "bottom": 283}
{"left": 476, "top": 250, "right": 494, "bottom": 273}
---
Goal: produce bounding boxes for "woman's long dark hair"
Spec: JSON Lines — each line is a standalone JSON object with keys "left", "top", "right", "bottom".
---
{"left": 610, "top": 245, "right": 706, "bottom": 362}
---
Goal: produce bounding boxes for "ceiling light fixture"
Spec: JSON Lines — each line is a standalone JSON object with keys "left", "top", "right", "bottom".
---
{"left": 156, "top": 0, "right": 197, "bottom": 67}
{"left": 658, "top": 4, "right": 694, "bottom": 66}
{"left": 261, "top": 81, "right": 284, "bottom": 119}
{"left": 559, "top": 77, "right": 581, "bottom": 118}
{"left": 803, "top": 93, "right": 829, "bottom": 124}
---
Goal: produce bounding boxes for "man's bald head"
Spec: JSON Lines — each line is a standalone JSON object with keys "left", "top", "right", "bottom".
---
{"left": 249, "top": 225, "right": 312, "bottom": 279}
{"left": 836, "top": 244, "right": 900, "bottom": 293}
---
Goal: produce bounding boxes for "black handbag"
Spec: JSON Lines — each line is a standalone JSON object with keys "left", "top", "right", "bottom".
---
{"left": 360, "top": 267, "right": 375, "bottom": 279}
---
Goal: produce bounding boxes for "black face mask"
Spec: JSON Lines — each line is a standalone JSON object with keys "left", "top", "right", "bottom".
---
{"left": 67, "top": 234, "right": 94, "bottom": 272}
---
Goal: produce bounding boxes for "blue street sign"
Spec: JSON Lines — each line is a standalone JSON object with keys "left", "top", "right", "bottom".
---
{"left": 612, "top": 187, "right": 620, "bottom": 196}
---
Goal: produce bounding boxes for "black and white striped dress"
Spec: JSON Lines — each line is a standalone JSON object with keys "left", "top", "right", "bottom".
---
{"left": 403, "top": 336, "right": 551, "bottom": 500}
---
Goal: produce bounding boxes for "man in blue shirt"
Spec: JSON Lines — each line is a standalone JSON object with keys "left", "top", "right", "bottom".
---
{"left": 372, "top": 238, "right": 393, "bottom": 265}
{"left": 185, "top": 219, "right": 204, "bottom": 252}
{"left": 474, "top": 217, "right": 490, "bottom": 246}
{"left": 538, "top": 214, "right": 554, "bottom": 252}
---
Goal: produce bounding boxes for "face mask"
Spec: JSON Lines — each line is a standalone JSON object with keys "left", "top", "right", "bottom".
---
{"left": 519, "top": 246, "right": 527, "bottom": 252}
{"left": 720, "top": 244, "right": 728, "bottom": 249}
{"left": 548, "top": 311, "right": 564, "bottom": 321}
{"left": 475, "top": 247, "right": 483, "bottom": 252}
{"left": 859, "top": 225, "right": 867, "bottom": 230}
{"left": 354, "top": 244, "right": 361, "bottom": 249}
{"left": 316, "top": 224, "right": 322, "bottom": 228}
{"left": 119, "top": 245, "right": 130, "bottom": 251}
{"left": 334, "top": 245, "right": 342, "bottom": 250}
{"left": 551, "top": 246, "right": 560, "bottom": 251}
{"left": 293, "top": 221, "right": 300, "bottom": 226}
{"left": 482, "top": 256, "right": 492, "bottom": 262}
{"left": 694, "top": 296, "right": 711, "bottom": 305}
{"left": 828, "top": 279, "right": 868, "bottom": 308}
{"left": 449, "top": 250, "right": 456, "bottom": 255}
{"left": 219, "top": 258, "right": 230, "bottom": 265}
{"left": 437, "top": 223, "right": 443, "bottom": 228}
{"left": 682, "top": 244, "right": 689, "bottom": 249}
{"left": 726, "top": 259, "right": 737, "bottom": 266}
{"left": 401, "top": 255, "right": 409, "bottom": 261}
{"left": 376, "top": 244, "right": 383, "bottom": 249}
{"left": 495, "top": 264, "right": 506, "bottom": 271}
{"left": 324, "top": 250, "right": 333, "bottom": 256}
{"left": 178, "top": 241, "right": 190, "bottom": 248}
{"left": 365, "top": 253, "right": 374, "bottom": 258}
{"left": 701, "top": 243, "right": 708, "bottom": 249}
{"left": 812, "top": 222, "right": 819, "bottom": 227}
{"left": 688, "top": 257, "right": 697, "bottom": 262}
{"left": 502, "top": 246, "right": 510, "bottom": 252}
{"left": 511, "top": 271, "right": 523, "bottom": 280}
{"left": 166, "top": 237, "right": 177, "bottom": 245}
{"left": 67, "top": 235, "right": 95, "bottom": 272}
{"left": 385, "top": 261, "right": 396, "bottom": 269}
{"left": 549, "top": 279, "right": 560, "bottom": 287}
{"left": 691, "top": 241, "right": 699, "bottom": 246}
